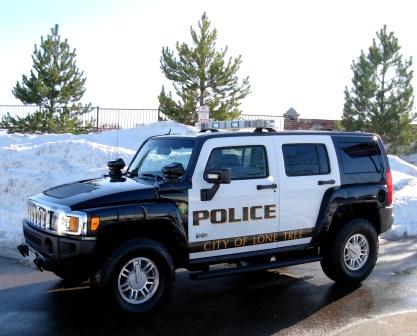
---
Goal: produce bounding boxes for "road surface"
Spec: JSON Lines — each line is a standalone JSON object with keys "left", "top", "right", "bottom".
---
{"left": 0, "top": 239, "right": 417, "bottom": 336}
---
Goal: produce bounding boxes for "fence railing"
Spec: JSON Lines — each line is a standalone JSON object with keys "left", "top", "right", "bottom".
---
{"left": 0, "top": 105, "right": 162, "bottom": 131}
{"left": 0, "top": 105, "right": 284, "bottom": 131}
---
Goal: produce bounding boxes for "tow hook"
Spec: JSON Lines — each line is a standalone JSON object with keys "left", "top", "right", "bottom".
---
{"left": 33, "top": 257, "right": 44, "bottom": 272}
{"left": 17, "top": 244, "right": 29, "bottom": 257}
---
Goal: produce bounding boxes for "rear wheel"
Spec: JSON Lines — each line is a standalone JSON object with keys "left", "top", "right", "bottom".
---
{"left": 321, "top": 218, "right": 378, "bottom": 284}
{"left": 95, "top": 239, "right": 175, "bottom": 313}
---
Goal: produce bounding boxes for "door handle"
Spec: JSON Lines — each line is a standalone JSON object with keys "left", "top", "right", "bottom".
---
{"left": 318, "top": 179, "right": 335, "bottom": 185}
{"left": 257, "top": 183, "right": 277, "bottom": 190}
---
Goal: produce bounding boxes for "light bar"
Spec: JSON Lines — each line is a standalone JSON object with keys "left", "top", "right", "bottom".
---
{"left": 198, "top": 119, "right": 275, "bottom": 131}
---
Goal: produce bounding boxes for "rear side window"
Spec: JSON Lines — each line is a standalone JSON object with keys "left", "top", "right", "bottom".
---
{"left": 206, "top": 146, "right": 268, "bottom": 180}
{"left": 282, "top": 144, "right": 330, "bottom": 176}
{"left": 339, "top": 142, "right": 383, "bottom": 174}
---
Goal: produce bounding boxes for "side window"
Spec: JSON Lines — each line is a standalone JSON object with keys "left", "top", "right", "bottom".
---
{"left": 339, "top": 142, "right": 382, "bottom": 174}
{"left": 282, "top": 144, "right": 330, "bottom": 176}
{"left": 206, "top": 146, "right": 268, "bottom": 180}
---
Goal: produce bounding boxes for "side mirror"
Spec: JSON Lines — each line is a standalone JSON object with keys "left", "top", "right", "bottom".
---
{"left": 204, "top": 168, "right": 231, "bottom": 184}
{"left": 201, "top": 168, "right": 231, "bottom": 201}
{"left": 162, "top": 162, "right": 185, "bottom": 183}
{"left": 108, "top": 158, "right": 125, "bottom": 181}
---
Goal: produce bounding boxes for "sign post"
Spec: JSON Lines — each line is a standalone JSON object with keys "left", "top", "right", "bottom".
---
{"left": 197, "top": 105, "right": 210, "bottom": 124}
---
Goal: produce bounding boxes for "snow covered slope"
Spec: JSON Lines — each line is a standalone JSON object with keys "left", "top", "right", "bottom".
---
{"left": 388, "top": 155, "right": 417, "bottom": 238}
{"left": 0, "top": 123, "right": 416, "bottom": 258}
{"left": 0, "top": 121, "right": 194, "bottom": 256}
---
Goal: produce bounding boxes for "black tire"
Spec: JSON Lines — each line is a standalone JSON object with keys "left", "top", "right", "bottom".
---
{"left": 320, "top": 218, "right": 378, "bottom": 284}
{"left": 95, "top": 239, "right": 175, "bottom": 314}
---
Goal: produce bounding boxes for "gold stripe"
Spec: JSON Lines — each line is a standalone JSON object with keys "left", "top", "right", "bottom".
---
{"left": 190, "top": 228, "right": 314, "bottom": 253}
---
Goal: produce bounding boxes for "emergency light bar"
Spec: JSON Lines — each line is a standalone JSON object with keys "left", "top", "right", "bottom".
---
{"left": 199, "top": 119, "right": 275, "bottom": 131}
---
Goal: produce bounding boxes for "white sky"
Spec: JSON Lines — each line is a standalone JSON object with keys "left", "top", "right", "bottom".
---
{"left": 1, "top": 0, "right": 416, "bottom": 119}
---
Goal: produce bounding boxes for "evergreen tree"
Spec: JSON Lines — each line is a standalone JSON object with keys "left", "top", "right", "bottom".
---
{"left": 159, "top": 13, "right": 250, "bottom": 124}
{"left": 2, "top": 24, "right": 92, "bottom": 133}
{"left": 342, "top": 25, "right": 415, "bottom": 152}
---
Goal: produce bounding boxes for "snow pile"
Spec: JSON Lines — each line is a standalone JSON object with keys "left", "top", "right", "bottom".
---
{"left": 387, "top": 155, "right": 417, "bottom": 238}
{"left": 0, "top": 122, "right": 417, "bottom": 258}
{"left": 0, "top": 121, "right": 194, "bottom": 256}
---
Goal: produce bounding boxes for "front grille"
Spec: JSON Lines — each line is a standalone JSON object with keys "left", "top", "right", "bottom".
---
{"left": 27, "top": 201, "right": 52, "bottom": 230}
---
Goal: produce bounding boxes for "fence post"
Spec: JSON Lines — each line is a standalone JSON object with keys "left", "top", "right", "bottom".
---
{"left": 96, "top": 106, "right": 99, "bottom": 131}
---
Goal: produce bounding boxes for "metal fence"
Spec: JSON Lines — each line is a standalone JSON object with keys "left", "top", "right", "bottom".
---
{"left": 0, "top": 105, "right": 284, "bottom": 131}
{"left": 0, "top": 105, "right": 161, "bottom": 130}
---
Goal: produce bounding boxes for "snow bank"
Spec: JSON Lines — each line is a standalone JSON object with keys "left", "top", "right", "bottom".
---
{"left": 0, "top": 121, "right": 194, "bottom": 256}
{"left": 387, "top": 155, "right": 417, "bottom": 238}
{"left": 0, "top": 122, "right": 416, "bottom": 258}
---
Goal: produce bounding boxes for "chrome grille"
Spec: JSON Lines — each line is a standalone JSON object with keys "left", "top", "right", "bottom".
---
{"left": 27, "top": 201, "right": 51, "bottom": 230}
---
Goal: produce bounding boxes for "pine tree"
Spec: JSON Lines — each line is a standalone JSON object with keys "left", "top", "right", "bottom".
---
{"left": 159, "top": 13, "right": 250, "bottom": 125}
{"left": 2, "top": 24, "right": 92, "bottom": 133}
{"left": 342, "top": 25, "right": 415, "bottom": 152}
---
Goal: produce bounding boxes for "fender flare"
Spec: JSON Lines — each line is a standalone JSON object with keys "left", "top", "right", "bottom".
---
{"left": 311, "top": 185, "right": 383, "bottom": 243}
{"left": 86, "top": 202, "right": 189, "bottom": 264}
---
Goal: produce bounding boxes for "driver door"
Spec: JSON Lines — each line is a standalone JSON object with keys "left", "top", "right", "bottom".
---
{"left": 188, "top": 136, "right": 280, "bottom": 260}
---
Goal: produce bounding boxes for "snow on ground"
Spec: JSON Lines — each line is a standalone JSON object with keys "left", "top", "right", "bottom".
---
{"left": 0, "top": 122, "right": 416, "bottom": 258}
{"left": 0, "top": 121, "right": 194, "bottom": 257}
{"left": 386, "top": 155, "right": 417, "bottom": 238}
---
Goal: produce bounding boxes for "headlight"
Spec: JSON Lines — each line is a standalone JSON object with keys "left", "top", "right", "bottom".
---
{"left": 51, "top": 211, "right": 87, "bottom": 235}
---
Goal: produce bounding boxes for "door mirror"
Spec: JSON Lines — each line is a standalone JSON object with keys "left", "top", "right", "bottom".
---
{"left": 162, "top": 162, "right": 185, "bottom": 183}
{"left": 204, "top": 168, "right": 231, "bottom": 184}
{"left": 201, "top": 168, "right": 231, "bottom": 201}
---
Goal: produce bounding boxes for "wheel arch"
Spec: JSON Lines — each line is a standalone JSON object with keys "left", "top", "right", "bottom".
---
{"left": 312, "top": 186, "right": 384, "bottom": 244}
{"left": 93, "top": 202, "right": 188, "bottom": 268}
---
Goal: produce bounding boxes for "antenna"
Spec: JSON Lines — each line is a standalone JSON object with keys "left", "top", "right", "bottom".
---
{"left": 116, "top": 110, "right": 120, "bottom": 156}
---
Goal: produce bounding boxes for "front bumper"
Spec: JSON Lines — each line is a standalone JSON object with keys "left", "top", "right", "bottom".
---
{"left": 21, "top": 219, "right": 96, "bottom": 273}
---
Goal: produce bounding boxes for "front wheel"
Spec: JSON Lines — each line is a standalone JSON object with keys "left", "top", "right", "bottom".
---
{"left": 97, "top": 239, "right": 175, "bottom": 314}
{"left": 321, "top": 218, "right": 378, "bottom": 284}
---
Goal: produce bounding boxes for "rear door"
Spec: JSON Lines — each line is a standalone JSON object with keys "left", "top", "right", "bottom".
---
{"left": 273, "top": 135, "right": 341, "bottom": 246}
{"left": 188, "top": 136, "right": 280, "bottom": 260}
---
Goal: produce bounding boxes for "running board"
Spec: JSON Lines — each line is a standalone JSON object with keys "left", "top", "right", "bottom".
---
{"left": 189, "top": 255, "right": 322, "bottom": 280}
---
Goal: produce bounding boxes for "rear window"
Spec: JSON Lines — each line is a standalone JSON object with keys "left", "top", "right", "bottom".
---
{"left": 282, "top": 144, "right": 330, "bottom": 176}
{"left": 339, "top": 142, "right": 383, "bottom": 174}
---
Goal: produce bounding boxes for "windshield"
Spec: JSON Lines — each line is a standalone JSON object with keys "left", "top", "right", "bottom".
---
{"left": 128, "top": 138, "right": 195, "bottom": 180}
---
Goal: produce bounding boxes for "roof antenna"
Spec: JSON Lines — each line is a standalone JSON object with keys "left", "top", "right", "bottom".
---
{"left": 167, "top": 128, "right": 171, "bottom": 135}
{"left": 116, "top": 110, "right": 120, "bottom": 157}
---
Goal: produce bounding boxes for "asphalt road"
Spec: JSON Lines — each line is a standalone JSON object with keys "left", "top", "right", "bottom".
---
{"left": 1, "top": 239, "right": 417, "bottom": 336}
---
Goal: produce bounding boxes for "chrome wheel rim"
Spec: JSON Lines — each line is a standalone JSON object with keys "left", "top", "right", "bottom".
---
{"left": 344, "top": 234, "right": 369, "bottom": 271}
{"left": 117, "top": 257, "right": 159, "bottom": 304}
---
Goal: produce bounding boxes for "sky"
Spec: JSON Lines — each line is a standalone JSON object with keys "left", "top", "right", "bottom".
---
{"left": 1, "top": 0, "right": 417, "bottom": 120}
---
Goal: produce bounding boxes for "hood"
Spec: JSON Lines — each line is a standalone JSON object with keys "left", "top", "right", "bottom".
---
{"left": 35, "top": 176, "right": 159, "bottom": 210}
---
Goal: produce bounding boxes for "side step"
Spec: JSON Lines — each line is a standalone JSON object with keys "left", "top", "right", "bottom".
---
{"left": 189, "top": 255, "right": 322, "bottom": 280}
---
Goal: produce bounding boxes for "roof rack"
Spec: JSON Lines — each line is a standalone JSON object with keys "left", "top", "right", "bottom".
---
{"left": 198, "top": 119, "right": 276, "bottom": 133}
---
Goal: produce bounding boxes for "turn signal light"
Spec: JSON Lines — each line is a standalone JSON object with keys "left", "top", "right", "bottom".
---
{"left": 90, "top": 217, "right": 100, "bottom": 231}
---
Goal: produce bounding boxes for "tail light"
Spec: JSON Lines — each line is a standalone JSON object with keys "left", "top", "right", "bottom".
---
{"left": 386, "top": 169, "right": 393, "bottom": 205}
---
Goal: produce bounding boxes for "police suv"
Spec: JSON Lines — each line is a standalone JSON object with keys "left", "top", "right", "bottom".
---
{"left": 18, "top": 120, "right": 393, "bottom": 313}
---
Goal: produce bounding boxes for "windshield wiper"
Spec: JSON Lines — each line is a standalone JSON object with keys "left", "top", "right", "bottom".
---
{"left": 138, "top": 173, "right": 164, "bottom": 182}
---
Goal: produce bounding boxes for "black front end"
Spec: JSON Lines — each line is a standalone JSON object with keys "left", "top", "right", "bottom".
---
{"left": 21, "top": 219, "right": 96, "bottom": 275}
{"left": 18, "top": 175, "right": 161, "bottom": 276}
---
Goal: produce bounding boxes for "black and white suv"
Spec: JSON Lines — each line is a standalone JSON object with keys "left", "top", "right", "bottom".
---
{"left": 18, "top": 120, "right": 393, "bottom": 313}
